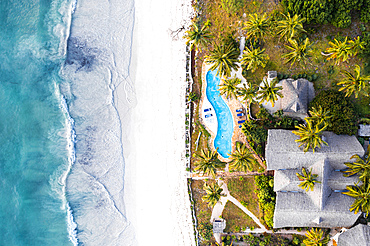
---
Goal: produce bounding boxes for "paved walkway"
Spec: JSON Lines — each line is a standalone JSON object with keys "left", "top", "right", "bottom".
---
{"left": 211, "top": 179, "right": 267, "bottom": 243}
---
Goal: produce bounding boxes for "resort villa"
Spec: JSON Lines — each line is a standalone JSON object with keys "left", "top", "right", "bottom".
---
{"left": 261, "top": 71, "right": 315, "bottom": 119}
{"left": 266, "top": 129, "right": 365, "bottom": 228}
{"left": 334, "top": 223, "right": 370, "bottom": 245}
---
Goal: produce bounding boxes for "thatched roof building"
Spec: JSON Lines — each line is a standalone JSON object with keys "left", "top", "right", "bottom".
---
{"left": 337, "top": 224, "right": 370, "bottom": 246}
{"left": 266, "top": 129, "right": 365, "bottom": 228}
{"left": 262, "top": 72, "right": 315, "bottom": 119}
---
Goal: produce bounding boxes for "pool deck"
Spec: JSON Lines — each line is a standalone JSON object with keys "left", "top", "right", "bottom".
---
{"left": 200, "top": 62, "right": 264, "bottom": 166}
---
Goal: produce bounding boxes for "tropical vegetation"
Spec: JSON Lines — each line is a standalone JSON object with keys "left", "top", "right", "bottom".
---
{"left": 243, "top": 13, "right": 270, "bottom": 40}
{"left": 202, "top": 182, "right": 225, "bottom": 208}
{"left": 293, "top": 118, "right": 328, "bottom": 153}
{"left": 218, "top": 76, "right": 241, "bottom": 100}
{"left": 276, "top": 13, "right": 306, "bottom": 41}
{"left": 206, "top": 43, "right": 240, "bottom": 77}
{"left": 342, "top": 146, "right": 370, "bottom": 182}
{"left": 254, "top": 175, "right": 275, "bottom": 229}
{"left": 296, "top": 167, "right": 321, "bottom": 192}
{"left": 324, "top": 37, "right": 352, "bottom": 64}
{"left": 237, "top": 83, "right": 258, "bottom": 107}
{"left": 241, "top": 47, "right": 269, "bottom": 73}
{"left": 309, "top": 90, "right": 358, "bottom": 136}
{"left": 283, "top": 37, "right": 312, "bottom": 66}
{"left": 343, "top": 182, "right": 370, "bottom": 216}
{"left": 307, "top": 106, "right": 332, "bottom": 126}
{"left": 257, "top": 78, "right": 283, "bottom": 107}
{"left": 185, "top": 20, "right": 213, "bottom": 51}
{"left": 349, "top": 36, "right": 366, "bottom": 56}
{"left": 338, "top": 65, "right": 370, "bottom": 98}
{"left": 194, "top": 149, "right": 225, "bottom": 177}
{"left": 303, "top": 228, "right": 329, "bottom": 246}
{"left": 282, "top": 0, "right": 370, "bottom": 28}
{"left": 188, "top": 0, "right": 370, "bottom": 239}
{"left": 228, "top": 142, "right": 256, "bottom": 172}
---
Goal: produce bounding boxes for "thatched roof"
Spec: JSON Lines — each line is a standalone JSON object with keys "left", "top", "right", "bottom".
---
{"left": 266, "top": 129, "right": 365, "bottom": 228}
{"left": 338, "top": 224, "right": 370, "bottom": 246}
{"left": 262, "top": 73, "right": 315, "bottom": 119}
{"left": 281, "top": 78, "right": 314, "bottom": 115}
{"left": 266, "top": 129, "right": 365, "bottom": 170}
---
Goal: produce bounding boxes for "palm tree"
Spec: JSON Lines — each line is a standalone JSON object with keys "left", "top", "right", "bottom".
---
{"left": 206, "top": 43, "right": 240, "bottom": 77}
{"left": 283, "top": 38, "right": 312, "bottom": 66}
{"left": 244, "top": 13, "right": 271, "bottom": 40}
{"left": 187, "top": 92, "right": 199, "bottom": 103}
{"left": 238, "top": 84, "right": 258, "bottom": 105}
{"left": 257, "top": 78, "right": 283, "bottom": 107}
{"left": 325, "top": 37, "right": 352, "bottom": 64}
{"left": 185, "top": 21, "right": 213, "bottom": 51}
{"left": 349, "top": 36, "right": 366, "bottom": 56}
{"left": 219, "top": 76, "right": 241, "bottom": 100}
{"left": 296, "top": 167, "right": 321, "bottom": 192}
{"left": 202, "top": 182, "right": 225, "bottom": 208}
{"left": 307, "top": 106, "right": 332, "bottom": 126}
{"left": 240, "top": 47, "right": 269, "bottom": 73}
{"left": 342, "top": 182, "right": 370, "bottom": 216}
{"left": 293, "top": 119, "right": 328, "bottom": 153}
{"left": 194, "top": 149, "right": 225, "bottom": 177}
{"left": 276, "top": 13, "right": 306, "bottom": 41}
{"left": 337, "top": 65, "right": 370, "bottom": 98}
{"left": 228, "top": 142, "right": 256, "bottom": 172}
{"left": 303, "top": 228, "right": 329, "bottom": 246}
{"left": 342, "top": 146, "right": 370, "bottom": 182}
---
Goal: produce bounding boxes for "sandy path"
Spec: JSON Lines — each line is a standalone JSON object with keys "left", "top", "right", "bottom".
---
{"left": 116, "top": 0, "right": 196, "bottom": 245}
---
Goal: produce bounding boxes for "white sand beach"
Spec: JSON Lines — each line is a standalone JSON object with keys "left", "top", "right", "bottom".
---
{"left": 116, "top": 0, "right": 196, "bottom": 245}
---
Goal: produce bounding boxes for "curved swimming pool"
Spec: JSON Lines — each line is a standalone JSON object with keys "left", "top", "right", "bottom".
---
{"left": 206, "top": 69, "right": 234, "bottom": 158}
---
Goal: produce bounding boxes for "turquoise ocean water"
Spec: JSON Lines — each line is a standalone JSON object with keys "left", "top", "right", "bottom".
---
{"left": 0, "top": 0, "right": 76, "bottom": 245}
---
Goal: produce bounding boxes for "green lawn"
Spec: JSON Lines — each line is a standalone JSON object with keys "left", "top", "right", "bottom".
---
{"left": 221, "top": 201, "right": 258, "bottom": 232}
{"left": 225, "top": 177, "right": 260, "bottom": 222}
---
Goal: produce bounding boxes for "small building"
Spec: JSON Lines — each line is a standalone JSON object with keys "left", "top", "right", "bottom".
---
{"left": 358, "top": 124, "right": 370, "bottom": 137}
{"left": 266, "top": 129, "right": 365, "bottom": 228}
{"left": 213, "top": 219, "right": 226, "bottom": 233}
{"left": 261, "top": 72, "right": 315, "bottom": 119}
{"left": 336, "top": 224, "right": 370, "bottom": 246}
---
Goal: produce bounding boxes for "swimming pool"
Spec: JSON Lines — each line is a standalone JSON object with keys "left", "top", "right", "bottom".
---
{"left": 205, "top": 69, "right": 234, "bottom": 158}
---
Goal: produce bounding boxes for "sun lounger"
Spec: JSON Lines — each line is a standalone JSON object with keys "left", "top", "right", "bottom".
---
{"left": 204, "top": 108, "right": 211, "bottom": 112}
{"left": 236, "top": 108, "right": 243, "bottom": 112}
{"left": 205, "top": 114, "right": 213, "bottom": 118}
{"left": 238, "top": 120, "right": 245, "bottom": 124}
{"left": 237, "top": 113, "right": 244, "bottom": 117}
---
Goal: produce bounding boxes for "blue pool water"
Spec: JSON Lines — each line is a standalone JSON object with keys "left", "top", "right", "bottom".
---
{"left": 206, "top": 70, "right": 234, "bottom": 158}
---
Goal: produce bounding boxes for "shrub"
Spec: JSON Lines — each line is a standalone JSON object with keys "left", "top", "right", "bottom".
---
{"left": 256, "top": 107, "right": 274, "bottom": 121}
{"left": 198, "top": 222, "right": 213, "bottom": 242}
{"left": 254, "top": 175, "right": 276, "bottom": 229}
{"left": 282, "top": 0, "right": 370, "bottom": 28}
{"left": 309, "top": 90, "right": 358, "bottom": 135}
{"left": 187, "top": 92, "right": 199, "bottom": 102}
{"left": 357, "top": 136, "right": 365, "bottom": 145}
{"left": 292, "top": 236, "right": 301, "bottom": 245}
{"left": 241, "top": 120, "right": 268, "bottom": 144}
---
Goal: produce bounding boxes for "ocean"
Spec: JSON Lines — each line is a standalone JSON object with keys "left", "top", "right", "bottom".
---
{"left": 0, "top": 0, "right": 135, "bottom": 245}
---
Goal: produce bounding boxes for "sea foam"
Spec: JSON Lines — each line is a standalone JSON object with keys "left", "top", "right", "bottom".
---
{"left": 60, "top": 0, "right": 136, "bottom": 245}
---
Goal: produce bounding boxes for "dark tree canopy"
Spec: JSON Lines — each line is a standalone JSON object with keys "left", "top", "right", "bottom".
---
{"left": 309, "top": 90, "right": 358, "bottom": 135}
{"left": 282, "top": 0, "right": 370, "bottom": 28}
